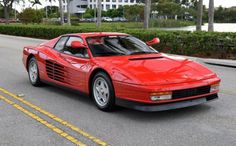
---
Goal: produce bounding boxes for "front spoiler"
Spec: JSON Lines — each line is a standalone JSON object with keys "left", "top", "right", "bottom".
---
{"left": 116, "top": 94, "right": 218, "bottom": 112}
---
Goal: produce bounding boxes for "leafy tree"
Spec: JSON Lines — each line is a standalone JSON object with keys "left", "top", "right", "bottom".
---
{"left": 18, "top": 7, "right": 43, "bottom": 24}
{"left": 43, "top": 6, "right": 59, "bottom": 18}
{"left": 0, "top": 0, "right": 16, "bottom": 23}
{"left": 124, "top": 4, "right": 144, "bottom": 21}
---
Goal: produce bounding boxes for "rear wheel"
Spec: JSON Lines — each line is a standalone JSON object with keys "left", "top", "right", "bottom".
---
{"left": 28, "top": 57, "right": 42, "bottom": 86}
{"left": 92, "top": 72, "right": 115, "bottom": 111}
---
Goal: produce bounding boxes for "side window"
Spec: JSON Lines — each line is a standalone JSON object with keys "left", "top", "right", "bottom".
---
{"left": 54, "top": 37, "right": 68, "bottom": 51}
{"left": 63, "top": 37, "right": 89, "bottom": 58}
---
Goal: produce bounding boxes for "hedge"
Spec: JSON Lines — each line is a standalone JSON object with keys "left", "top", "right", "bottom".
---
{"left": 0, "top": 24, "right": 236, "bottom": 59}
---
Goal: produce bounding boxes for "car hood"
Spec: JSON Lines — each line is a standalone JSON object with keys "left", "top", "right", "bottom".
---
{"left": 95, "top": 53, "right": 217, "bottom": 86}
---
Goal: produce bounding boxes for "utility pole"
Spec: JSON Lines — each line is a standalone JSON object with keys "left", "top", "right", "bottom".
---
{"left": 144, "top": 0, "right": 151, "bottom": 29}
{"left": 208, "top": 0, "right": 214, "bottom": 32}
{"left": 59, "top": 0, "right": 64, "bottom": 25}
{"left": 196, "top": 0, "right": 203, "bottom": 31}
{"left": 67, "top": 0, "right": 71, "bottom": 25}
{"left": 97, "top": 0, "right": 102, "bottom": 28}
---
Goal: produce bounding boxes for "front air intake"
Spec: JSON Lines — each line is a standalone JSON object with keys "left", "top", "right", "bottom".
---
{"left": 129, "top": 56, "right": 163, "bottom": 61}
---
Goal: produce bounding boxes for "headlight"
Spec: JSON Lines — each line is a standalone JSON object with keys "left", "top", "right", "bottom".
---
{"left": 210, "top": 83, "right": 220, "bottom": 92}
{"left": 150, "top": 91, "right": 172, "bottom": 101}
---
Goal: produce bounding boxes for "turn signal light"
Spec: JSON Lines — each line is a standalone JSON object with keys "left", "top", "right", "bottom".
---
{"left": 150, "top": 91, "right": 172, "bottom": 101}
{"left": 210, "top": 83, "right": 220, "bottom": 92}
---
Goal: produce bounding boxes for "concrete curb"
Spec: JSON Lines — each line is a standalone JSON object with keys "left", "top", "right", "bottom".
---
{"left": 0, "top": 34, "right": 47, "bottom": 42}
{"left": 174, "top": 55, "right": 236, "bottom": 68}
{"left": 203, "top": 58, "right": 236, "bottom": 68}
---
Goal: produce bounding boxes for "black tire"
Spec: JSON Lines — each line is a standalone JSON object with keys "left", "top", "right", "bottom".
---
{"left": 28, "top": 57, "right": 42, "bottom": 87}
{"left": 91, "top": 72, "right": 115, "bottom": 111}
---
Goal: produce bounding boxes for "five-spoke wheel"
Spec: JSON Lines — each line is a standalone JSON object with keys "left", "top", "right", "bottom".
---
{"left": 28, "top": 57, "right": 42, "bottom": 86}
{"left": 92, "top": 72, "right": 115, "bottom": 111}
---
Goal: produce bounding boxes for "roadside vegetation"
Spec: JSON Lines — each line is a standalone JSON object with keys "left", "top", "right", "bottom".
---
{"left": 1, "top": 0, "right": 236, "bottom": 59}
{"left": 0, "top": 24, "right": 235, "bottom": 59}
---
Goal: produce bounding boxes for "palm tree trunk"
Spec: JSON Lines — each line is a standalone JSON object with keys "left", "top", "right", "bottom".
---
{"left": 59, "top": 0, "right": 64, "bottom": 25}
{"left": 144, "top": 0, "right": 151, "bottom": 29}
{"left": 96, "top": 0, "right": 102, "bottom": 28}
{"left": 208, "top": 0, "right": 214, "bottom": 32}
{"left": 67, "top": 0, "right": 71, "bottom": 26}
{"left": 3, "top": 0, "right": 10, "bottom": 24}
{"left": 196, "top": 0, "right": 203, "bottom": 31}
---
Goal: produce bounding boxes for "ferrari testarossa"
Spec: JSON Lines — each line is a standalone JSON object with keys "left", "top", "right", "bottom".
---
{"left": 23, "top": 32, "right": 221, "bottom": 111}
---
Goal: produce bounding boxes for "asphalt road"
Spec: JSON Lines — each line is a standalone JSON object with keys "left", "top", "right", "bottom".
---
{"left": 0, "top": 34, "right": 236, "bottom": 146}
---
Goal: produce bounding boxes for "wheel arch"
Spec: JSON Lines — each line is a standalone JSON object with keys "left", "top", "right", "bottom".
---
{"left": 88, "top": 68, "right": 114, "bottom": 96}
{"left": 26, "top": 54, "right": 35, "bottom": 71}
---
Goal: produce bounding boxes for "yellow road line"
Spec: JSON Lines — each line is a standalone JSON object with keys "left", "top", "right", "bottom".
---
{"left": 0, "top": 95, "right": 86, "bottom": 146}
{"left": 0, "top": 87, "right": 108, "bottom": 146}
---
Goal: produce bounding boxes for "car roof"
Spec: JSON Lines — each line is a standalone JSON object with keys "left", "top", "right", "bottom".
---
{"left": 65, "top": 32, "right": 129, "bottom": 38}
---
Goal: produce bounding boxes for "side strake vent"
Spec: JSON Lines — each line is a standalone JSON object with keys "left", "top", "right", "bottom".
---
{"left": 46, "top": 60, "right": 67, "bottom": 83}
{"left": 129, "top": 56, "right": 163, "bottom": 61}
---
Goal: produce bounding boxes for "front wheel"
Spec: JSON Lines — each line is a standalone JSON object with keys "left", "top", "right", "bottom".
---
{"left": 92, "top": 72, "right": 115, "bottom": 111}
{"left": 28, "top": 57, "right": 42, "bottom": 86}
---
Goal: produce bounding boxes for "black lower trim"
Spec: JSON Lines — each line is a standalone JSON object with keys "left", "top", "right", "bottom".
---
{"left": 116, "top": 94, "right": 218, "bottom": 112}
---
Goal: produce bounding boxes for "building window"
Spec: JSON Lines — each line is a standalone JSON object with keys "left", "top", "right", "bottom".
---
{"left": 106, "top": 0, "right": 110, "bottom": 2}
{"left": 90, "top": 5, "right": 92, "bottom": 8}
{"left": 106, "top": 4, "right": 110, "bottom": 10}
{"left": 112, "top": 0, "right": 116, "bottom": 2}
{"left": 130, "top": 0, "right": 134, "bottom": 3}
{"left": 90, "top": 0, "right": 92, "bottom": 2}
{"left": 118, "top": 0, "right": 122, "bottom": 2}
{"left": 118, "top": 5, "right": 122, "bottom": 8}
{"left": 112, "top": 5, "right": 116, "bottom": 9}
{"left": 124, "top": 0, "right": 128, "bottom": 2}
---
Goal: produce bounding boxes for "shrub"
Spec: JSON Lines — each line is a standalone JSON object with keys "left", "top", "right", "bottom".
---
{"left": 18, "top": 8, "right": 44, "bottom": 24}
{"left": 0, "top": 24, "right": 235, "bottom": 59}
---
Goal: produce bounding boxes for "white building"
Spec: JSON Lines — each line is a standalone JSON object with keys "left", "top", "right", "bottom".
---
{"left": 63, "top": 0, "right": 137, "bottom": 14}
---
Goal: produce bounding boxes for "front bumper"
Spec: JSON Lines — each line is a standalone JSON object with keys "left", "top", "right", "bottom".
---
{"left": 116, "top": 94, "right": 218, "bottom": 112}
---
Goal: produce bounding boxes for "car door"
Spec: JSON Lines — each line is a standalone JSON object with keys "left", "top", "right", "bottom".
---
{"left": 43, "top": 36, "right": 71, "bottom": 86}
{"left": 49, "top": 36, "right": 91, "bottom": 92}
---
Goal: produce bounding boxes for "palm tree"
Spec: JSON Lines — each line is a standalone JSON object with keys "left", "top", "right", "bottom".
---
{"left": 208, "top": 0, "right": 214, "bottom": 32}
{"left": 196, "top": 0, "right": 203, "bottom": 31}
{"left": 144, "top": 0, "right": 151, "bottom": 29}
{"left": 31, "top": 0, "right": 41, "bottom": 9}
{"left": 58, "top": 0, "right": 64, "bottom": 25}
{"left": 96, "top": 0, "right": 102, "bottom": 28}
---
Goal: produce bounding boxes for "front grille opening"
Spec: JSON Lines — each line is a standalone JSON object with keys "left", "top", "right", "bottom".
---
{"left": 172, "top": 86, "right": 211, "bottom": 99}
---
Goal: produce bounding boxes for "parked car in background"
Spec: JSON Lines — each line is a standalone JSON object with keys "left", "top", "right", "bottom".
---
{"left": 113, "top": 17, "right": 127, "bottom": 22}
{"left": 102, "top": 17, "right": 112, "bottom": 22}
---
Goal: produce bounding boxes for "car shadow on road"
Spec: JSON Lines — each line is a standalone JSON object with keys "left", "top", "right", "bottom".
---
{"left": 113, "top": 104, "right": 213, "bottom": 122}
{"left": 39, "top": 84, "right": 214, "bottom": 122}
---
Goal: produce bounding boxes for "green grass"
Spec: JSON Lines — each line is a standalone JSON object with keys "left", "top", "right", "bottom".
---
{"left": 41, "top": 20, "right": 195, "bottom": 29}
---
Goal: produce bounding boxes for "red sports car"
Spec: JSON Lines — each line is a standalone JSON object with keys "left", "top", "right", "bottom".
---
{"left": 23, "top": 32, "right": 221, "bottom": 111}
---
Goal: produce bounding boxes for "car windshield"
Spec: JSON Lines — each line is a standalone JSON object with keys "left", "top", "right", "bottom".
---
{"left": 86, "top": 35, "right": 158, "bottom": 57}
